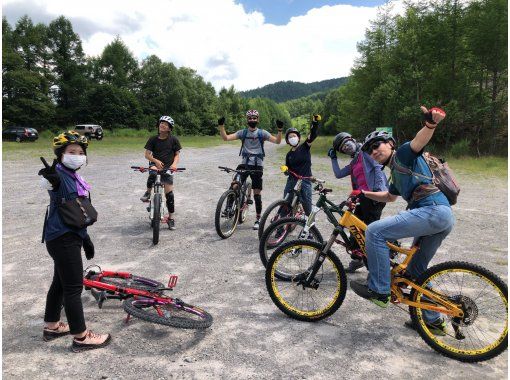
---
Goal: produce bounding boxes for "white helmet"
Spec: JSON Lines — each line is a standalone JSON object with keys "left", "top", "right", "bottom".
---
{"left": 246, "top": 109, "right": 259, "bottom": 119}
{"left": 159, "top": 115, "right": 175, "bottom": 128}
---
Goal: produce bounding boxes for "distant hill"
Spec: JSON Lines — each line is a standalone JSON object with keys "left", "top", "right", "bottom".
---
{"left": 239, "top": 77, "right": 348, "bottom": 103}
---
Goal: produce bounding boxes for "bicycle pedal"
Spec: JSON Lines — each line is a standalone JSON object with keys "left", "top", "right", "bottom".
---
{"left": 167, "top": 274, "right": 178, "bottom": 289}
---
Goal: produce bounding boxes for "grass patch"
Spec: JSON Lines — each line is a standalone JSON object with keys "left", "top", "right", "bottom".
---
{"left": 2, "top": 134, "right": 223, "bottom": 159}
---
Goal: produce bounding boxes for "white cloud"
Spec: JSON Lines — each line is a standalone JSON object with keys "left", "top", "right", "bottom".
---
{"left": 2, "top": 0, "right": 406, "bottom": 91}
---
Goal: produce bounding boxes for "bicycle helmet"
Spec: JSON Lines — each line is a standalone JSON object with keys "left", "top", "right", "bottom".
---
{"left": 333, "top": 132, "right": 353, "bottom": 152}
{"left": 159, "top": 115, "right": 175, "bottom": 128}
{"left": 361, "top": 130, "right": 396, "bottom": 152}
{"left": 53, "top": 130, "right": 88, "bottom": 152}
{"left": 285, "top": 128, "right": 301, "bottom": 143}
{"left": 246, "top": 109, "right": 259, "bottom": 119}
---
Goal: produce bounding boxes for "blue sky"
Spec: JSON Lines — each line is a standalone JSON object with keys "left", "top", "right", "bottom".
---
{"left": 237, "top": 0, "right": 388, "bottom": 25}
{"left": 3, "top": 0, "right": 402, "bottom": 91}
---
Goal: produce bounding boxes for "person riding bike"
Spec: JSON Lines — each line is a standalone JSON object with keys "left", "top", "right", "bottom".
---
{"left": 218, "top": 109, "right": 283, "bottom": 230}
{"left": 350, "top": 105, "right": 453, "bottom": 336}
{"left": 281, "top": 115, "right": 321, "bottom": 217}
{"left": 38, "top": 131, "right": 111, "bottom": 352}
{"left": 140, "top": 115, "right": 182, "bottom": 230}
{"left": 327, "top": 132, "right": 388, "bottom": 273}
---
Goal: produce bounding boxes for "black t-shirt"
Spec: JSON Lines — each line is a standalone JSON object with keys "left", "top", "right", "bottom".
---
{"left": 144, "top": 135, "right": 182, "bottom": 166}
{"left": 285, "top": 143, "right": 312, "bottom": 177}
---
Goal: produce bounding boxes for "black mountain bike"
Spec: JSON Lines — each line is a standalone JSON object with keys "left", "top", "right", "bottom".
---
{"left": 215, "top": 166, "right": 259, "bottom": 239}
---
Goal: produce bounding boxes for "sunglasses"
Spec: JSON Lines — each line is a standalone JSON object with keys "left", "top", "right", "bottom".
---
{"left": 367, "top": 140, "right": 385, "bottom": 154}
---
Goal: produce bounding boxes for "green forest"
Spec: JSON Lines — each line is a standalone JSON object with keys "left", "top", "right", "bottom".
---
{"left": 2, "top": 0, "right": 508, "bottom": 154}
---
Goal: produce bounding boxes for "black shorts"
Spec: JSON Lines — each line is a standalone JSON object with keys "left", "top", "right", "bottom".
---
{"left": 237, "top": 164, "right": 263, "bottom": 190}
{"left": 147, "top": 171, "right": 174, "bottom": 188}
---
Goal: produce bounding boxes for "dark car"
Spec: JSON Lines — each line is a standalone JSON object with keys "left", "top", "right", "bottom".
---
{"left": 74, "top": 124, "right": 103, "bottom": 140}
{"left": 2, "top": 127, "right": 39, "bottom": 142}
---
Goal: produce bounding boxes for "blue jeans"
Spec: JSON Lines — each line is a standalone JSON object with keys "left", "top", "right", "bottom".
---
{"left": 283, "top": 177, "right": 312, "bottom": 216}
{"left": 365, "top": 205, "right": 454, "bottom": 321}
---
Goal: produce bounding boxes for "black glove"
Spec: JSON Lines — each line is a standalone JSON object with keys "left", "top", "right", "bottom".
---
{"left": 83, "top": 235, "right": 95, "bottom": 260}
{"left": 38, "top": 157, "right": 61, "bottom": 189}
{"left": 218, "top": 116, "right": 225, "bottom": 126}
{"left": 312, "top": 114, "right": 321, "bottom": 127}
{"left": 327, "top": 148, "right": 337, "bottom": 159}
{"left": 276, "top": 120, "right": 284, "bottom": 131}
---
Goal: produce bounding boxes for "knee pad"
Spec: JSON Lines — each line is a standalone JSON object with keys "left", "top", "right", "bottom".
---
{"left": 254, "top": 194, "right": 262, "bottom": 215}
{"left": 165, "top": 191, "right": 174, "bottom": 213}
{"left": 146, "top": 173, "right": 156, "bottom": 189}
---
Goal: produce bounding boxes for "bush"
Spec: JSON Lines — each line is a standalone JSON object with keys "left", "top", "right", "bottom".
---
{"left": 448, "top": 139, "right": 470, "bottom": 158}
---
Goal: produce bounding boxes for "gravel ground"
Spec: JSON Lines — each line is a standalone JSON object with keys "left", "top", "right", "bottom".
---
{"left": 2, "top": 143, "right": 508, "bottom": 379}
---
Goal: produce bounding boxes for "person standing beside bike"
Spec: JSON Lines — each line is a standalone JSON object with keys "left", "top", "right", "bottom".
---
{"left": 38, "top": 131, "right": 111, "bottom": 352}
{"left": 218, "top": 109, "right": 283, "bottom": 230}
{"left": 282, "top": 114, "right": 321, "bottom": 216}
{"left": 327, "top": 132, "right": 388, "bottom": 273}
{"left": 140, "top": 115, "right": 182, "bottom": 230}
{"left": 350, "top": 106, "right": 454, "bottom": 335}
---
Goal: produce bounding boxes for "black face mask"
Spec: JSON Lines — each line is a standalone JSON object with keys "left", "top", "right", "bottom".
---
{"left": 247, "top": 121, "right": 258, "bottom": 128}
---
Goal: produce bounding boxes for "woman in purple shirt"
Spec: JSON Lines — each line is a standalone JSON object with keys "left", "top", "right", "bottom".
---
{"left": 328, "top": 132, "right": 388, "bottom": 272}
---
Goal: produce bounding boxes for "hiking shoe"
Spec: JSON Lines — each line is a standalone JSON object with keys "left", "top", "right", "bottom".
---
{"left": 43, "top": 322, "right": 70, "bottom": 341}
{"left": 71, "top": 330, "right": 111, "bottom": 353}
{"left": 140, "top": 191, "right": 150, "bottom": 202}
{"left": 253, "top": 220, "right": 260, "bottom": 230}
{"left": 404, "top": 318, "right": 447, "bottom": 336}
{"left": 345, "top": 259, "right": 364, "bottom": 273}
{"left": 350, "top": 280, "right": 390, "bottom": 308}
{"left": 167, "top": 219, "right": 176, "bottom": 230}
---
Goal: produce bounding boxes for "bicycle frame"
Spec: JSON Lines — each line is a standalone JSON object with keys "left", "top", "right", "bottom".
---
{"left": 150, "top": 172, "right": 167, "bottom": 221}
{"left": 300, "top": 195, "right": 464, "bottom": 318}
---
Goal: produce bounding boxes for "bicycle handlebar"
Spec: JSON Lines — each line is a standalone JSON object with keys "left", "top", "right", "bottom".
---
{"left": 131, "top": 166, "right": 186, "bottom": 173}
{"left": 218, "top": 166, "right": 261, "bottom": 174}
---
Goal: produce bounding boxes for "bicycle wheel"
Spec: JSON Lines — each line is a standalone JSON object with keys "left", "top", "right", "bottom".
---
{"left": 266, "top": 240, "right": 347, "bottom": 322}
{"left": 214, "top": 189, "right": 240, "bottom": 239}
{"left": 409, "top": 261, "right": 508, "bottom": 362}
{"left": 152, "top": 193, "right": 161, "bottom": 245}
{"left": 238, "top": 182, "right": 252, "bottom": 224}
{"left": 258, "top": 199, "right": 293, "bottom": 239}
{"left": 259, "top": 217, "right": 323, "bottom": 269}
{"left": 123, "top": 297, "right": 213, "bottom": 329}
{"left": 90, "top": 273, "right": 164, "bottom": 292}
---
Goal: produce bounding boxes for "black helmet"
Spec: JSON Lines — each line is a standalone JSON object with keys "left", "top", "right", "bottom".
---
{"left": 361, "top": 131, "right": 396, "bottom": 152}
{"left": 333, "top": 132, "right": 353, "bottom": 152}
{"left": 285, "top": 128, "right": 301, "bottom": 143}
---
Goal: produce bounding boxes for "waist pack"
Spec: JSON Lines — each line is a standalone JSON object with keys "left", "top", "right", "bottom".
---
{"left": 391, "top": 152, "right": 460, "bottom": 205}
{"left": 58, "top": 196, "right": 98, "bottom": 229}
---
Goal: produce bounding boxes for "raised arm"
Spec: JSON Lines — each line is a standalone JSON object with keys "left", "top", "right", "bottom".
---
{"left": 267, "top": 119, "right": 283, "bottom": 144}
{"left": 410, "top": 106, "right": 446, "bottom": 153}
{"left": 305, "top": 114, "right": 320, "bottom": 146}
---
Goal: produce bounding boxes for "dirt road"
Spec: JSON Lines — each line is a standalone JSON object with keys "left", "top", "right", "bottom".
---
{"left": 2, "top": 143, "right": 508, "bottom": 379}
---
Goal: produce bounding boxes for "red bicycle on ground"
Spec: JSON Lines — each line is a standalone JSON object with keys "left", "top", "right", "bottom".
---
{"left": 83, "top": 265, "right": 213, "bottom": 329}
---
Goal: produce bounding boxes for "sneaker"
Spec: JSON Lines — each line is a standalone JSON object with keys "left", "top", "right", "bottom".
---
{"left": 247, "top": 198, "right": 253, "bottom": 205}
{"left": 349, "top": 280, "right": 390, "bottom": 308}
{"left": 43, "top": 322, "right": 70, "bottom": 341}
{"left": 253, "top": 220, "right": 260, "bottom": 230}
{"left": 404, "top": 318, "right": 447, "bottom": 336}
{"left": 345, "top": 259, "right": 364, "bottom": 273}
{"left": 140, "top": 191, "right": 150, "bottom": 202}
{"left": 71, "top": 330, "right": 111, "bottom": 353}
{"left": 167, "top": 219, "right": 176, "bottom": 230}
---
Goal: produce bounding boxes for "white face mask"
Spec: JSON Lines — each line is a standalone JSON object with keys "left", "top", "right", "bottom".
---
{"left": 341, "top": 140, "right": 357, "bottom": 155}
{"left": 288, "top": 136, "right": 300, "bottom": 147}
{"left": 62, "top": 154, "right": 87, "bottom": 170}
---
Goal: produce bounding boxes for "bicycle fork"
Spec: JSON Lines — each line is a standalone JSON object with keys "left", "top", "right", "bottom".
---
{"left": 299, "top": 229, "right": 340, "bottom": 289}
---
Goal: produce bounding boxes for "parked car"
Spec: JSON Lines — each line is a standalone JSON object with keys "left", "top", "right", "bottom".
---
{"left": 2, "top": 126, "right": 39, "bottom": 142}
{"left": 74, "top": 124, "right": 103, "bottom": 140}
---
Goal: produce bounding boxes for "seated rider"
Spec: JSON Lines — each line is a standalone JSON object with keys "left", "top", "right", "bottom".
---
{"left": 218, "top": 110, "right": 283, "bottom": 230}
{"left": 350, "top": 105, "right": 454, "bottom": 336}
{"left": 281, "top": 115, "right": 321, "bottom": 217}
{"left": 140, "top": 115, "right": 182, "bottom": 230}
{"left": 327, "top": 132, "right": 388, "bottom": 273}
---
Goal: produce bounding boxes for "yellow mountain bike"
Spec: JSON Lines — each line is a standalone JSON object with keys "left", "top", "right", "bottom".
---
{"left": 265, "top": 194, "right": 508, "bottom": 362}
